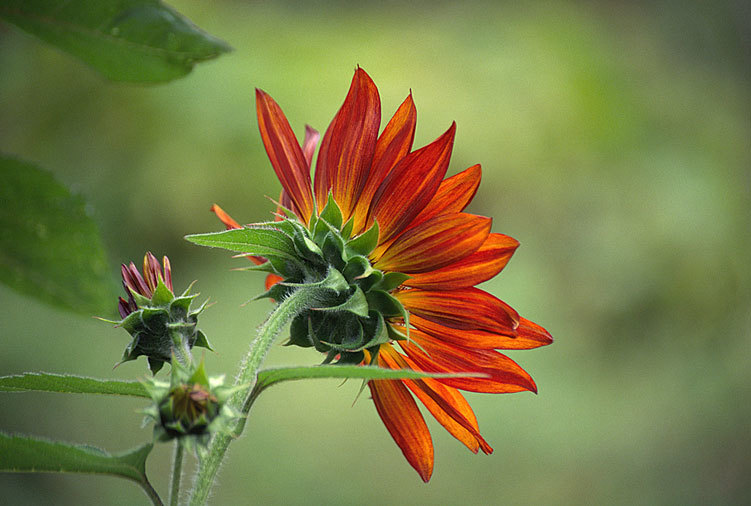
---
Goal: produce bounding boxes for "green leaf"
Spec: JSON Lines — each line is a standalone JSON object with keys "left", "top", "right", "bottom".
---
{"left": 0, "top": 434, "right": 161, "bottom": 504}
{"left": 346, "top": 220, "right": 379, "bottom": 257}
{"left": 254, "top": 365, "right": 485, "bottom": 392}
{"left": 0, "top": 155, "right": 118, "bottom": 316}
{"left": 185, "top": 227, "right": 299, "bottom": 261}
{"left": 0, "top": 372, "right": 149, "bottom": 397}
{"left": 0, "top": 0, "right": 230, "bottom": 83}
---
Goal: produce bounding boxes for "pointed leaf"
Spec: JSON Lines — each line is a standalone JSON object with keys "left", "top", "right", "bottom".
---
{"left": 185, "top": 227, "right": 299, "bottom": 262}
{"left": 0, "top": 372, "right": 149, "bottom": 397}
{"left": 0, "top": 433, "right": 153, "bottom": 483}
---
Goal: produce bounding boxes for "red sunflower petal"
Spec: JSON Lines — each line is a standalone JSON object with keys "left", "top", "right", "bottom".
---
{"left": 369, "top": 377, "right": 434, "bottom": 482}
{"left": 380, "top": 347, "right": 493, "bottom": 454}
{"left": 314, "top": 67, "right": 381, "bottom": 220}
{"left": 398, "top": 328, "right": 537, "bottom": 394}
{"left": 408, "top": 164, "right": 482, "bottom": 230}
{"left": 375, "top": 213, "right": 491, "bottom": 274}
{"left": 369, "top": 122, "right": 456, "bottom": 245}
{"left": 256, "top": 89, "right": 315, "bottom": 223}
{"left": 410, "top": 314, "right": 553, "bottom": 350}
{"left": 302, "top": 125, "right": 320, "bottom": 169}
{"left": 517, "top": 317, "right": 554, "bottom": 347}
{"left": 403, "top": 233, "right": 519, "bottom": 289}
{"left": 396, "top": 287, "right": 520, "bottom": 334}
{"left": 352, "top": 93, "right": 417, "bottom": 234}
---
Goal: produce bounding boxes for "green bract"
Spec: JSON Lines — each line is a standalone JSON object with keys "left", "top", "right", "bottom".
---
{"left": 117, "top": 279, "right": 211, "bottom": 374}
{"left": 141, "top": 359, "right": 242, "bottom": 455}
{"left": 186, "top": 194, "right": 410, "bottom": 364}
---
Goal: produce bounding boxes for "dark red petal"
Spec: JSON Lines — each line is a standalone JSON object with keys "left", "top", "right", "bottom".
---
{"left": 121, "top": 262, "right": 150, "bottom": 298}
{"left": 352, "top": 93, "right": 416, "bottom": 234}
{"left": 403, "top": 233, "right": 518, "bottom": 289}
{"left": 375, "top": 213, "right": 490, "bottom": 274}
{"left": 143, "top": 252, "right": 161, "bottom": 293}
{"left": 380, "top": 347, "right": 492, "bottom": 454}
{"left": 314, "top": 68, "right": 381, "bottom": 220}
{"left": 369, "top": 122, "right": 456, "bottom": 246}
{"left": 407, "top": 164, "right": 482, "bottom": 231}
{"left": 398, "top": 328, "right": 538, "bottom": 394}
{"left": 369, "top": 375, "right": 434, "bottom": 482}
{"left": 409, "top": 314, "right": 516, "bottom": 349}
{"left": 302, "top": 125, "right": 320, "bottom": 169}
{"left": 396, "top": 287, "right": 519, "bottom": 334}
{"left": 118, "top": 297, "right": 131, "bottom": 318}
{"left": 162, "top": 256, "right": 173, "bottom": 292}
{"left": 256, "top": 89, "right": 315, "bottom": 222}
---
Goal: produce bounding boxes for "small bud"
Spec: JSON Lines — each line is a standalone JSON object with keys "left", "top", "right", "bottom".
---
{"left": 110, "top": 252, "right": 211, "bottom": 373}
{"left": 141, "top": 359, "right": 243, "bottom": 454}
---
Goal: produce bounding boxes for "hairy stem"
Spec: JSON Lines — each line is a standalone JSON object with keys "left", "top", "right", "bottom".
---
{"left": 169, "top": 442, "right": 184, "bottom": 506}
{"left": 188, "top": 288, "right": 315, "bottom": 505}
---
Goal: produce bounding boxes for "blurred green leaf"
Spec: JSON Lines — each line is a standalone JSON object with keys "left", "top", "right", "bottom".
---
{"left": 0, "top": 434, "right": 161, "bottom": 504}
{"left": 0, "top": 0, "right": 231, "bottom": 83}
{"left": 0, "top": 372, "right": 148, "bottom": 397}
{"left": 0, "top": 154, "right": 118, "bottom": 316}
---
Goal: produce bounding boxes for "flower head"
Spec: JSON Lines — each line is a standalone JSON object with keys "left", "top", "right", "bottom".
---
{"left": 113, "top": 252, "right": 211, "bottom": 374}
{"left": 211, "top": 68, "right": 552, "bottom": 481}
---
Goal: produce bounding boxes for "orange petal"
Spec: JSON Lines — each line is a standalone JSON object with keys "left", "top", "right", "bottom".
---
{"left": 398, "top": 328, "right": 537, "bottom": 394}
{"left": 314, "top": 68, "right": 381, "bottom": 220}
{"left": 256, "top": 89, "right": 315, "bottom": 223}
{"left": 380, "top": 348, "right": 492, "bottom": 454}
{"left": 403, "top": 233, "right": 519, "bottom": 289}
{"left": 265, "top": 273, "right": 283, "bottom": 292}
{"left": 369, "top": 122, "right": 456, "bottom": 245}
{"left": 369, "top": 376, "right": 434, "bottom": 482}
{"left": 396, "top": 287, "right": 519, "bottom": 334}
{"left": 352, "top": 93, "right": 417, "bottom": 234}
{"left": 375, "top": 213, "right": 491, "bottom": 274}
{"left": 410, "top": 314, "right": 553, "bottom": 350}
{"left": 210, "top": 203, "right": 242, "bottom": 230}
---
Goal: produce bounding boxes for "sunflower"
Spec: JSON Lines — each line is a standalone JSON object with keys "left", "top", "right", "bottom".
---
{"left": 211, "top": 68, "right": 552, "bottom": 481}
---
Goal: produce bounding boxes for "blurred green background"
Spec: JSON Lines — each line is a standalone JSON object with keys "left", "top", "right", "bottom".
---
{"left": 1, "top": 0, "right": 749, "bottom": 504}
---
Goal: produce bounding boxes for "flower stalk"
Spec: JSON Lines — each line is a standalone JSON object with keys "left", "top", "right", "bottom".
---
{"left": 169, "top": 441, "right": 184, "bottom": 506}
{"left": 188, "top": 284, "right": 321, "bottom": 505}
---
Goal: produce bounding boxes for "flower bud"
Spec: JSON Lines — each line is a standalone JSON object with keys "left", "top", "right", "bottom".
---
{"left": 141, "top": 359, "right": 242, "bottom": 453}
{"left": 113, "top": 252, "right": 211, "bottom": 373}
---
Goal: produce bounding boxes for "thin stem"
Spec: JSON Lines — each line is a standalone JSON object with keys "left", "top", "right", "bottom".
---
{"left": 169, "top": 441, "right": 185, "bottom": 506}
{"left": 139, "top": 476, "right": 165, "bottom": 506}
{"left": 188, "top": 288, "right": 314, "bottom": 505}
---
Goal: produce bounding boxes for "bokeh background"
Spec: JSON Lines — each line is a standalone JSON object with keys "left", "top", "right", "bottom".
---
{"left": 1, "top": 0, "right": 749, "bottom": 504}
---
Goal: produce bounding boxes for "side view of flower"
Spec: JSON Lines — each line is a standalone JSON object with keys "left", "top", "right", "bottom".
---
{"left": 194, "top": 67, "right": 553, "bottom": 481}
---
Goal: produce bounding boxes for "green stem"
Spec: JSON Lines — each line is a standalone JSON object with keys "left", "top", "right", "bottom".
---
{"left": 188, "top": 287, "right": 316, "bottom": 505}
{"left": 139, "top": 476, "right": 165, "bottom": 506}
{"left": 169, "top": 441, "right": 184, "bottom": 506}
